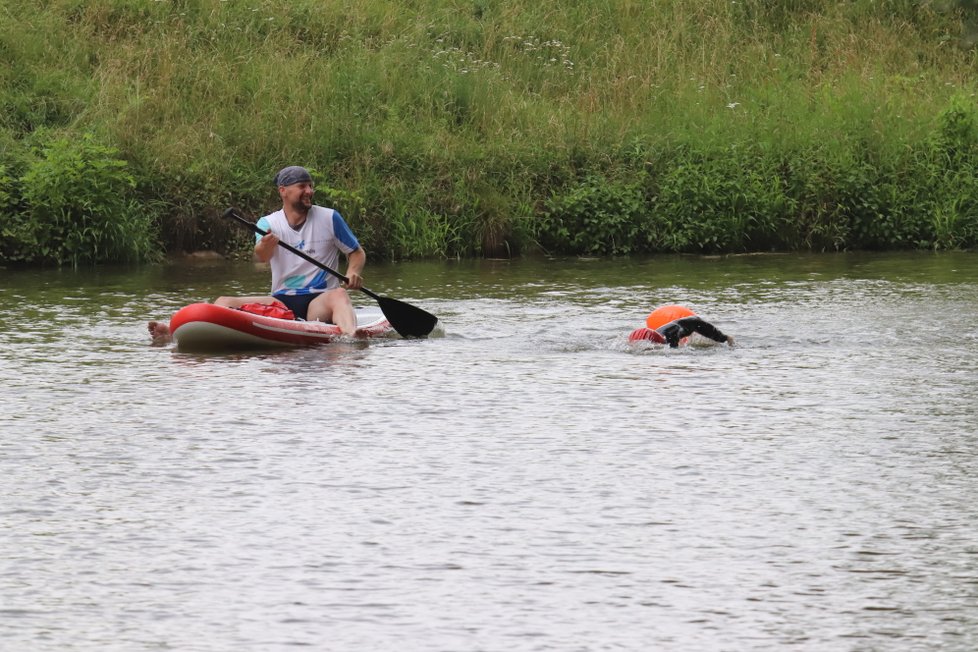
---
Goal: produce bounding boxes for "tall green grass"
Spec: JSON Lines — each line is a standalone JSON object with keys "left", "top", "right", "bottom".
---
{"left": 2, "top": 0, "right": 978, "bottom": 264}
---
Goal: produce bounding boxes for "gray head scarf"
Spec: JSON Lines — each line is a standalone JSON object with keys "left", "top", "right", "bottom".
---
{"left": 274, "top": 166, "right": 313, "bottom": 187}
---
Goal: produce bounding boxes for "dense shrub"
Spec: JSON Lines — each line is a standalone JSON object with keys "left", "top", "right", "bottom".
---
{"left": 2, "top": 134, "right": 158, "bottom": 266}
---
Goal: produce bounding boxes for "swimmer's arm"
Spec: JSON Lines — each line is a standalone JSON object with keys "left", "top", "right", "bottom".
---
{"left": 673, "top": 317, "right": 731, "bottom": 344}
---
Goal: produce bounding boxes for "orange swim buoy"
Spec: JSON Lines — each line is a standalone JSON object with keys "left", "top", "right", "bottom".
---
{"left": 645, "top": 304, "right": 695, "bottom": 330}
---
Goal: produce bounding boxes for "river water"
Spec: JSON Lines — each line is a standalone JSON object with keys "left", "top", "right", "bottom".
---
{"left": 2, "top": 251, "right": 977, "bottom": 651}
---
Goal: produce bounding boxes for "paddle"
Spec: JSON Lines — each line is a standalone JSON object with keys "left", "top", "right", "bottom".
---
{"left": 222, "top": 208, "right": 438, "bottom": 337}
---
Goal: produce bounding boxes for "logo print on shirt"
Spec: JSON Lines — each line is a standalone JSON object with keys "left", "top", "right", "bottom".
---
{"left": 296, "top": 239, "right": 306, "bottom": 250}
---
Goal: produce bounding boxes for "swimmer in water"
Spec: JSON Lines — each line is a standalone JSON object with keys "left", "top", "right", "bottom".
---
{"left": 628, "top": 304, "right": 734, "bottom": 348}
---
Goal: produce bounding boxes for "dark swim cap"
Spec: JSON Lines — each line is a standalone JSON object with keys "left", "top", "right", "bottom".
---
{"left": 274, "top": 166, "right": 313, "bottom": 187}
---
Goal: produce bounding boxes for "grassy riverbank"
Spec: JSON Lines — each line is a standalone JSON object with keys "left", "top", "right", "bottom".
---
{"left": 2, "top": 1, "right": 978, "bottom": 265}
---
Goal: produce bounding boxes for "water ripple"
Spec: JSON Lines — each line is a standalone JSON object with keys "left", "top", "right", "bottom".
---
{"left": 2, "top": 253, "right": 978, "bottom": 651}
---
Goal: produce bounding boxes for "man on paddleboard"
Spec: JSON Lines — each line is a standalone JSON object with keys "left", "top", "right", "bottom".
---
{"left": 628, "top": 304, "right": 734, "bottom": 348}
{"left": 148, "top": 165, "right": 367, "bottom": 342}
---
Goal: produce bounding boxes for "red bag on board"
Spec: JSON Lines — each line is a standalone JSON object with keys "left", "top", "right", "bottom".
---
{"left": 238, "top": 302, "right": 296, "bottom": 320}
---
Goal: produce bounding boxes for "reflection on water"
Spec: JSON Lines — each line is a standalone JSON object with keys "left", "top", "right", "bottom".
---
{"left": 2, "top": 252, "right": 977, "bottom": 651}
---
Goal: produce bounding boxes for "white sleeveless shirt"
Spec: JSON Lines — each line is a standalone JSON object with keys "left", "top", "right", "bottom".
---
{"left": 255, "top": 206, "right": 360, "bottom": 296}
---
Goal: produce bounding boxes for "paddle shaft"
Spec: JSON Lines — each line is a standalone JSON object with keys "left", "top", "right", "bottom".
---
{"left": 223, "top": 208, "right": 383, "bottom": 302}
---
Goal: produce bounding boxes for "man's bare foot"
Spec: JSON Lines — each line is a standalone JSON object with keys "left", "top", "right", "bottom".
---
{"left": 148, "top": 321, "right": 172, "bottom": 345}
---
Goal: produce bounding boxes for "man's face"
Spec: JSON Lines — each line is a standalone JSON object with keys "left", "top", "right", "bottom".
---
{"left": 280, "top": 181, "right": 314, "bottom": 210}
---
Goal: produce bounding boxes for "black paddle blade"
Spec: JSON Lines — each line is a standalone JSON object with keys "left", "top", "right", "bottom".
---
{"left": 375, "top": 295, "right": 439, "bottom": 338}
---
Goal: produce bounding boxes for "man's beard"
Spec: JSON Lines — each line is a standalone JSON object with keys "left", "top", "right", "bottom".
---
{"left": 289, "top": 196, "right": 312, "bottom": 215}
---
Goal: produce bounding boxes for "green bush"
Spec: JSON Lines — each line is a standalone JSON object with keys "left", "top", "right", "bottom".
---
{"left": 537, "top": 174, "right": 649, "bottom": 256}
{"left": 8, "top": 133, "right": 158, "bottom": 266}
